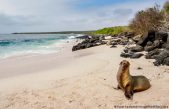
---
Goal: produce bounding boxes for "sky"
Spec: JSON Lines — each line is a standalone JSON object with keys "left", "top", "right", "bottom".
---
{"left": 0, "top": 0, "right": 167, "bottom": 33}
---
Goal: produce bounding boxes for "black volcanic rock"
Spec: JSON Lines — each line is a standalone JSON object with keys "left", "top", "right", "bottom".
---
{"left": 120, "top": 52, "right": 133, "bottom": 58}
{"left": 144, "top": 40, "right": 161, "bottom": 52}
{"left": 145, "top": 49, "right": 161, "bottom": 59}
{"left": 146, "top": 41, "right": 153, "bottom": 46}
{"left": 155, "top": 32, "right": 168, "bottom": 42}
{"left": 153, "top": 50, "right": 169, "bottom": 66}
{"left": 137, "top": 30, "right": 156, "bottom": 47}
{"left": 130, "top": 45, "right": 144, "bottom": 52}
{"left": 120, "top": 31, "right": 169, "bottom": 66}
{"left": 76, "top": 35, "right": 90, "bottom": 39}
{"left": 72, "top": 36, "right": 105, "bottom": 51}
{"left": 130, "top": 53, "right": 144, "bottom": 59}
{"left": 163, "top": 57, "right": 169, "bottom": 66}
{"left": 144, "top": 46, "right": 155, "bottom": 52}
{"left": 120, "top": 50, "right": 143, "bottom": 59}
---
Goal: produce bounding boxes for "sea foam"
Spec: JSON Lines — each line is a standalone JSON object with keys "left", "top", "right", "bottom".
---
{"left": 0, "top": 34, "right": 82, "bottom": 59}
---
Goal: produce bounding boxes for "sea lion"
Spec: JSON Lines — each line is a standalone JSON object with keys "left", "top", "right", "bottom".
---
{"left": 115, "top": 60, "right": 151, "bottom": 100}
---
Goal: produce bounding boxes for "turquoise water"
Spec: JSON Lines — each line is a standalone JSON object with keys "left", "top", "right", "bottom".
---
{"left": 0, "top": 34, "right": 80, "bottom": 58}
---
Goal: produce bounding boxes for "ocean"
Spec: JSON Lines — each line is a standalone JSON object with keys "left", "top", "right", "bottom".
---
{"left": 0, "top": 34, "right": 81, "bottom": 59}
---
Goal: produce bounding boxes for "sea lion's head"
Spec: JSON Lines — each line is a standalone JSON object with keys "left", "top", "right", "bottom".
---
{"left": 120, "top": 60, "right": 130, "bottom": 70}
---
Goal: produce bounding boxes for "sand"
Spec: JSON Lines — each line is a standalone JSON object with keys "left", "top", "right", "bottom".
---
{"left": 0, "top": 44, "right": 169, "bottom": 109}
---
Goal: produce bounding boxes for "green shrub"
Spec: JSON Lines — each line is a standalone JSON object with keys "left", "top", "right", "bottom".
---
{"left": 94, "top": 26, "right": 129, "bottom": 35}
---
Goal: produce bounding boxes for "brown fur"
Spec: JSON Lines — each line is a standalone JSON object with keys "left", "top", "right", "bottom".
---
{"left": 115, "top": 60, "right": 151, "bottom": 100}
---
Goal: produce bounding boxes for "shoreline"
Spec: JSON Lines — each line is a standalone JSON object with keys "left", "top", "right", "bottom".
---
{"left": 0, "top": 44, "right": 169, "bottom": 108}
{"left": 0, "top": 38, "right": 77, "bottom": 60}
{"left": 0, "top": 39, "right": 79, "bottom": 79}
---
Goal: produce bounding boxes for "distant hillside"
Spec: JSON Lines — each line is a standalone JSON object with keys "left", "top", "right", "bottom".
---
{"left": 12, "top": 31, "right": 95, "bottom": 34}
{"left": 94, "top": 26, "right": 130, "bottom": 35}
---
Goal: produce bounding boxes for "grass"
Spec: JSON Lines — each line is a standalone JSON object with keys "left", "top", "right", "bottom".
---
{"left": 93, "top": 26, "right": 130, "bottom": 35}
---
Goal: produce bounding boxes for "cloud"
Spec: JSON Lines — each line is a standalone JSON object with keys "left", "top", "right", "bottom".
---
{"left": 0, "top": 0, "right": 167, "bottom": 33}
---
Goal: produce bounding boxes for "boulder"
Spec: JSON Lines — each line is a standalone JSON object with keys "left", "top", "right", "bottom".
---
{"left": 137, "top": 32, "right": 148, "bottom": 46}
{"left": 146, "top": 41, "right": 153, "bottom": 46}
{"left": 120, "top": 52, "right": 143, "bottom": 59}
{"left": 120, "top": 52, "right": 133, "bottom": 58}
{"left": 72, "top": 43, "right": 85, "bottom": 51}
{"left": 153, "top": 50, "right": 169, "bottom": 66}
{"left": 130, "top": 53, "right": 144, "bottom": 59}
{"left": 132, "top": 34, "right": 142, "bottom": 43}
{"left": 155, "top": 32, "right": 168, "bottom": 42}
{"left": 120, "top": 48, "right": 134, "bottom": 58}
{"left": 163, "top": 57, "right": 169, "bottom": 66}
{"left": 130, "top": 45, "right": 144, "bottom": 52}
{"left": 144, "top": 46, "right": 155, "bottom": 52}
{"left": 137, "top": 30, "right": 155, "bottom": 47}
{"left": 144, "top": 40, "right": 161, "bottom": 52}
{"left": 145, "top": 49, "right": 161, "bottom": 59}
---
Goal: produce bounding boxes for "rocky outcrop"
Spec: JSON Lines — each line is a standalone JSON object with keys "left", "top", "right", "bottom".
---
{"left": 72, "top": 35, "right": 105, "bottom": 51}
{"left": 72, "top": 31, "right": 169, "bottom": 66}
{"left": 72, "top": 32, "right": 135, "bottom": 51}
{"left": 121, "top": 30, "right": 169, "bottom": 66}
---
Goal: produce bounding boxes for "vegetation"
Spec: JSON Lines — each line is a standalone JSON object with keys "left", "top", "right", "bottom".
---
{"left": 94, "top": 26, "right": 130, "bottom": 35}
{"left": 163, "top": 1, "right": 169, "bottom": 14}
{"left": 162, "top": 1, "right": 169, "bottom": 23}
{"left": 129, "top": 5, "right": 164, "bottom": 34}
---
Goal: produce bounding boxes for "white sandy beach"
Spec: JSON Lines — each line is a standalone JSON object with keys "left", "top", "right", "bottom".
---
{"left": 0, "top": 44, "right": 169, "bottom": 109}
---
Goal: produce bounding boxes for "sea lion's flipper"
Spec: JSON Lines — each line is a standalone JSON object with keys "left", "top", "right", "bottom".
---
{"left": 124, "top": 84, "right": 133, "bottom": 100}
